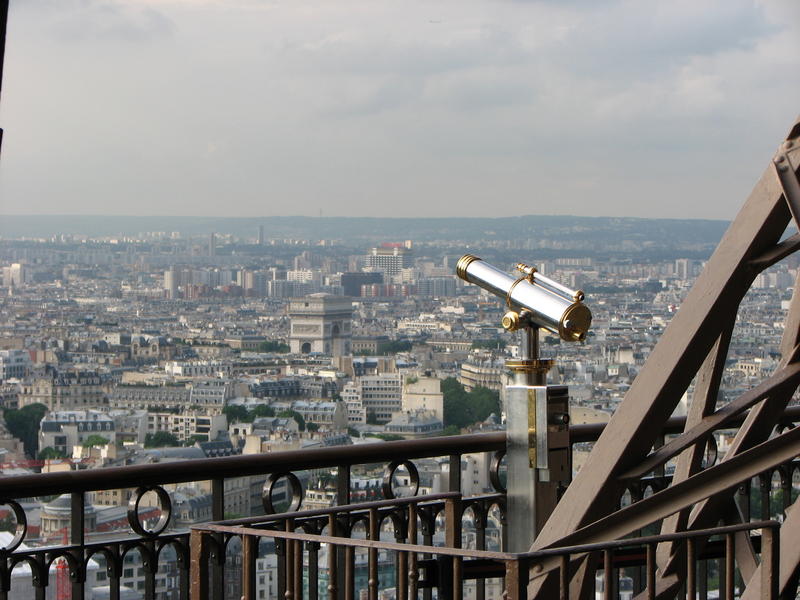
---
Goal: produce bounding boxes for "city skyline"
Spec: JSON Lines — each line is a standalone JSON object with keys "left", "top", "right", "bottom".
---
{"left": 1, "top": 1, "right": 799, "bottom": 220}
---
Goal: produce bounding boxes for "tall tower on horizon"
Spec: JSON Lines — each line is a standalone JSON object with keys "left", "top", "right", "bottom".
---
{"left": 258, "top": 225, "right": 265, "bottom": 246}
{"left": 209, "top": 233, "right": 216, "bottom": 257}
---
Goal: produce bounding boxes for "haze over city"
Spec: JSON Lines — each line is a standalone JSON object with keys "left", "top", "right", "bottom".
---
{"left": 1, "top": 0, "right": 799, "bottom": 220}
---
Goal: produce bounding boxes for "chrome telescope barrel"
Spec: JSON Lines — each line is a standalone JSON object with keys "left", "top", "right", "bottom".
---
{"left": 456, "top": 254, "right": 591, "bottom": 342}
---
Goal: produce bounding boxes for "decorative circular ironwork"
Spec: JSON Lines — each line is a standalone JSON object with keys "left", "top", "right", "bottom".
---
{"left": 701, "top": 435, "right": 718, "bottom": 469}
{"left": 0, "top": 499, "right": 27, "bottom": 552}
{"left": 489, "top": 450, "right": 506, "bottom": 494}
{"left": 381, "top": 460, "right": 419, "bottom": 499}
{"left": 262, "top": 472, "right": 304, "bottom": 514}
{"left": 127, "top": 486, "right": 172, "bottom": 537}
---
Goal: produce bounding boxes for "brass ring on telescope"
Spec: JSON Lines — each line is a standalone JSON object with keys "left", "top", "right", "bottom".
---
{"left": 506, "top": 276, "right": 529, "bottom": 309}
{"left": 456, "top": 254, "right": 480, "bottom": 280}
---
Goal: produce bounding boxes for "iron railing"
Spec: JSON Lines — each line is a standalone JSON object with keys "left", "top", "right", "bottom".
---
{"left": 191, "top": 509, "right": 780, "bottom": 600}
{"left": 0, "top": 407, "right": 798, "bottom": 599}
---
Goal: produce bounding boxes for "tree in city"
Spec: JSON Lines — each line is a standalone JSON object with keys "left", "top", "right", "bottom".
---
{"left": 82, "top": 434, "right": 110, "bottom": 448}
{"left": 258, "top": 340, "right": 290, "bottom": 353}
{"left": 252, "top": 404, "right": 275, "bottom": 418}
{"left": 441, "top": 425, "right": 461, "bottom": 436}
{"left": 38, "top": 446, "right": 66, "bottom": 460}
{"left": 3, "top": 403, "right": 48, "bottom": 458}
{"left": 441, "top": 377, "right": 500, "bottom": 429}
{"left": 471, "top": 339, "right": 507, "bottom": 350}
{"left": 184, "top": 434, "right": 208, "bottom": 446}
{"left": 144, "top": 431, "right": 181, "bottom": 448}
{"left": 223, "top": 404, "right": 253, "bottom": 424}
{"left": 377, "top": 340, "right": 412, "bottom": 355}
{"left": 278, "top": 409, "right": 306, "bottom": 432}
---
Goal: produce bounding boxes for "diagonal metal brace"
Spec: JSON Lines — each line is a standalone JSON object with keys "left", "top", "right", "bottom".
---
{"left": 773, "top": 138, "right": 800, "bottom": 231}
{"left": 619, "top": 358, "right": 800, "bottom": 481}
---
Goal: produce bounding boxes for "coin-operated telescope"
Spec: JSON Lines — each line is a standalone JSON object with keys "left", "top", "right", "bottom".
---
{"left": 456, "top": 255, "right": 592, "bottom": 551}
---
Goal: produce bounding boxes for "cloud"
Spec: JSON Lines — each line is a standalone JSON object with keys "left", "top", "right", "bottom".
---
{"left": 1, "top": 0, "right": 798, "bottom": 219}
{"left": 13, "top": 0, "right": 175, "bottom": 43}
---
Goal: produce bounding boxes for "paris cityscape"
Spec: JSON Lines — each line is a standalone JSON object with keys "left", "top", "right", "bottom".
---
{"left": 2, "top": 1, "right": 799, "bottom": 597}
{"left": 0, "top": 213, "right": 794, "bottom": 598}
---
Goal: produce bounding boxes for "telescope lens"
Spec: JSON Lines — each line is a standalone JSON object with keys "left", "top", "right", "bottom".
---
{"left": 559, "top": 303, "right": 592, "bottom": 342}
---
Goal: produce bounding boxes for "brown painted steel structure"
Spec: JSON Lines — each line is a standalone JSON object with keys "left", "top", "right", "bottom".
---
{"left": 525, "top": 115, "right": 800, "bottom": 598}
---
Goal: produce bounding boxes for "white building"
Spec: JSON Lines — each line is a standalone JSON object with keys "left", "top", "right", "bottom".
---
{"left": 0, "top": 349, "right": 29, "bottom": 382}
{"left": 146, "top": 411, "right": 227, "bottom": 443}
{"left": 291, "top": 400, "right": 348, "bottom": 430}
{"left": 401, "top": 376, "right": 444, "bottom": 422}
{"left": 39, "top": 410, "right": 116, "bottom": 456}
{"left": 340, "top": 382, "right": 366, "bottom": 425}
{"left": 357, "top": 373, "right": 403, "bottom": 424}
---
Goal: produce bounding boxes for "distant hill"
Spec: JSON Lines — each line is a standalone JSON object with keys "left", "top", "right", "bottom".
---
{"left": 0, "top": 214, "right": 730, "bottom": 248}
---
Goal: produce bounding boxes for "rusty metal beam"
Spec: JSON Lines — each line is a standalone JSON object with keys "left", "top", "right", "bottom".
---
{"left": 653, "top": 324, "right": 734, "bottom": 596}
{"left": 686, "top": 262, "right": 800, "bottom": 533}
{"left": 748, "top": 232, "right": 800, "bottom": 271}
{"left": 542, "top": 425, "right": 800, "bottom": 553}
{"left": 528, "top": 116, "right": 799, "bottom": 598}
{"left": 620, "top": 356, "right": 800, "bottom": 481}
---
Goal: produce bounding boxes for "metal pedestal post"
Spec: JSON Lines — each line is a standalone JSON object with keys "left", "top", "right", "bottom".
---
{"left": 505, "top": 327, "right": 567, "bottom": 552}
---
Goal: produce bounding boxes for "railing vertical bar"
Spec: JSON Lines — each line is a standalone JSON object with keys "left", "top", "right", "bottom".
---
{"left": 448, "top": 455, "right": 461, "bottom": 492}
{"left": 344, "top": 546, "right": 354, "bottom": 600}
{"left": 408, "top": 503, "right": 418, "bottom": 599}
{"left": 396, "top": 550, "right": 407, "bottom": 600}
{"left": 336, "top": 464, "right": 351, "bottom": 506}
{"left": 70, "top": 492, "right": 85, "bottom": 600}
{"left": 476, "top": 511, "right": 486, "bottom": 600}
{"left": 336, "top": 466, "right": 350, "bottom": 600}
{"left": 277, "top": 538, "right": 287, "bottom": 600}
{"left": 445, "top": 496, "right": 462, "bottom": 550}
{"left": 326, "top": 517, "right": 337, "bottom": 600}
{"left": 110, "top": 559, "right": 121, "bottom": 600}
{"left": 687, "top": 538, "right": 696, "bottom": 600}
{"left": 699, "top": 555, "right": 708, "bottom": 600}
{"left": 308, "top": 542, "right": 319, "bottom": 600}
{"left": 368, "top": 508, "right": 378, "bottom": 600}
{"left": 760, "top": 475, "right": 770, "bottom": 520}
{"left": 762, "top": 525, "right": 779, "bottom": 600}
{"left": 646, "top": 543, "right": 656, "bottom": 600}
{"left": 504, "top": 558, "right": 526, "bottom": 600}
{"left": 782, "top": 471, "right": 792, "bottom": 513}
{"left": 144, "top": 539, "right": 156, "bottom": 600}
{"left": 725, "top": 533, "right": 734, "bottom": 600}
{"left": 242, "top": 534, "right": 257, "bottom": 600}
{"left": 603, "top": 549, "right": 613, "bottom": 600}
{"left": 210, "top": 479, "right": 224, "bottom": 600}
{"left": 453, "top": 556, "right": 463, "bottom": 599}
{"left": 559, "top": 554, "right": 569, "bottom": 600}
{"left": 178, "top": 538, "right": 189, "bottom": 600}
{"left": 286, "top": 520, "right": 296, "bottom": 600}
{"left": 294, "top": 537, "right": 303, "bottom": 600}
{"left": 189, "top": 530, "right": 208, "bottom": 600}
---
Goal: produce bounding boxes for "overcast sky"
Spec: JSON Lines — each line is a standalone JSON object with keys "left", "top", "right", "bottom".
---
{"left": 0, "top": 0, "right": 798, "bottom": 220}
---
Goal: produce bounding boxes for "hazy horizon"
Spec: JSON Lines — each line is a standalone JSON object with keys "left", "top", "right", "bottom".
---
{"left": 1, "top": 1, "right": 799, "bottom": 220}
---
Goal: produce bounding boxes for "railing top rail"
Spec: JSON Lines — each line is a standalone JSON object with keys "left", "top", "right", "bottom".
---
{"left": 194, "top": 519, "right": 779, "bottom": 562}
{"left": 0, "top": 432, "right": 505, "bottom": 497}
{"left": 1, "top": 404, "right": 798, "bottom": 499}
